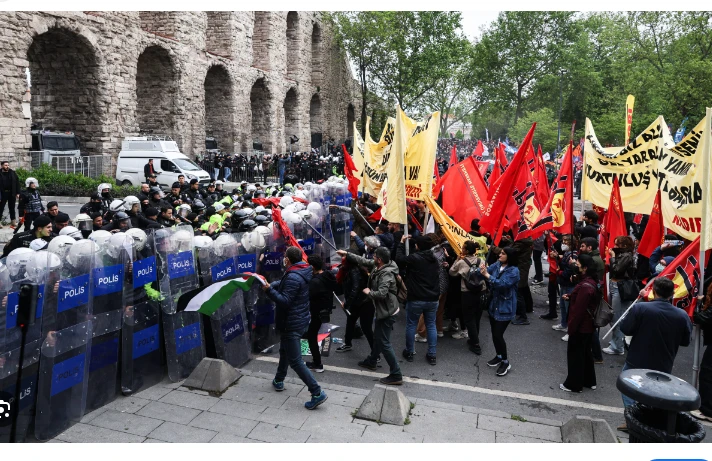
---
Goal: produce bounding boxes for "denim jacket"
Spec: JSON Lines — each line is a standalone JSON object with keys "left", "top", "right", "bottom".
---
{"left": 487, "top": 262, "right": 519, "bottom": 321}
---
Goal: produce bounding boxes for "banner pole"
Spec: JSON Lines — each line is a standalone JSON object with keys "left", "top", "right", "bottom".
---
{"left": 601, "top": 277, "right": 656, "bottom": 341}
{"left": 300, "top": 216, "right": 338, "bottom": 251}
{"left": 353, "top": 205, "right": 375, "bottom": 234}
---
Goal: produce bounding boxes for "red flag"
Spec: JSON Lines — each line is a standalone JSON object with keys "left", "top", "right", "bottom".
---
{"left": 449, "top": 145, "right": 458, "bottom": 168}
{"left": 342, "top": 144, "right": 360, "bottom": 199}
{"left": 637, "top": 190, "right": 664, "bottom": 258}
{"left": 366, "top": 207, "right": 382, "bottom": 223}
{"left": 640, "top": 237, "right": 711, "bottom": 318}
{"left": 547, "top": 232, "right": 559, "bottom": 273}
{"left": 535, "top": 145, "right": 549, "bottom": 205}
{"left": 600, "top": 177, "right": 627, "bottom": 264}
{"left": 475, "top": 161, "right": 489, "bottom": 178}
{"left": 252, "top": 198, "right": 271, "bottom": 207}
{"left": 438, "top": 157, "right": 490, "bottom": 229}
{"left": 521, "top": 142, "right": 574, "bottom": 239}
{"left": 473, "top": 140, "right": 485, "bottom": 158}
{"left": 272, "top": 208, "right": 308, "bottom": 261}
{"left": 480, "top": 124, "right": 537, "bottom": 244}
{"left": 292, "top": 196, "right": 309, "bottom": 205}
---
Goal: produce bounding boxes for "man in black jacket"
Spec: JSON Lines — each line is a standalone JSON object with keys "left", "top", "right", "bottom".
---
{"left": 575, "top": 210, "right": 600, "bottom": 240}
{"left": 305, "top": 255, "right": 337, "bottom": 373}
{"left": 263, "top": 246, "right": 327, "bottom": 409}
{"left": 144, "top": 159, "right": 160, "bottom": 181}
{"left": 617, "top": 277, "right": 692, "bottom": 431}
{"left": 0, "top": 161, "right": 20, "bottom": 227}
{"left": 396, "top": 234, "right": 440, "bottom": 365}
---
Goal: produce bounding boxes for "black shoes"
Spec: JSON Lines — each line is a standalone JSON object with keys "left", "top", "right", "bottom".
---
{"left": 469, "top": 343, "right": 482, "bottom": 355}
{"left": 426, "top": 354, "right": 437, "bottom": 366}
{"left": 358, "top": 359, "right": 377, "bottom": 371}
{"left": 512, "top": 316, "right": 530, "bottom": 325}
{"left": 487, "top": 356, "right": 503, "bottom": 367}
{"left": 379, "top": 374, "right": 403, "bottom": 386}
{"left": 402, "top": 349, "right": 415, "bottom": 362}
{"left": 306, "top": 361, "right": 324, "bottom": 373}
{"left": 539, "top": 313, "right": 558, "bottom": 320}
{"left": 496, "top": 361, "right": 511, "bottom": 376}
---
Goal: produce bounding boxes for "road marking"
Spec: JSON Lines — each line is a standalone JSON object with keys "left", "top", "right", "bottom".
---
{"left": 255, "top": 356, "right": 625, "bottom": 414}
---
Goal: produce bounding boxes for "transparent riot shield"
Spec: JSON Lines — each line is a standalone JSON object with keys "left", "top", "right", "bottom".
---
{"left": 0, "top": 251, "right": 51, "bottom": 442}
{"left": 85, "top": 233, "right": 129, "bottom": 413}
{"left": 207, "top": 287, "right": 252, "bottom": 368}
{"left": 121, "top": 228, "right": 163, "bottom": 395}
{"left": 35, "top": 244, "right": 95, "bottom": 441}
{"left": 194, "top": 236, "right": 215, "bottom": 288}
{"left": 153, "top": 227, "right": 205, "bottom": 382}
{"left": 250, "top": 227, "right": 283, "bottom": 354}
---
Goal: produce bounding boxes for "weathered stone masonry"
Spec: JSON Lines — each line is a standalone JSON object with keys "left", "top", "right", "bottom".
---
{"left": 0, "top": 11, "right": 361, "bottom": 171}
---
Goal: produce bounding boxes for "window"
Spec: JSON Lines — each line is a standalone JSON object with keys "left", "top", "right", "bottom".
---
{"left": 161, "top": 160, "right": 179, "bottom": 173}
{"left": 173, "top": 158, "right": 202, "bottom": 171}
{"left": 41, "top": 135, "right": 79, "bottom": 151}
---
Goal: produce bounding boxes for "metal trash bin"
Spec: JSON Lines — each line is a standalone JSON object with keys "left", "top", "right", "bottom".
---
{"left": 617, "top": 369, "right": 706, "bottom": 443}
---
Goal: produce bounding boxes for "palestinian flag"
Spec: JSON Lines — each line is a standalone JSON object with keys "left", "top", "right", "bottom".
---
{"left": 177, "top": 273, "right": 268, "bottom": 316}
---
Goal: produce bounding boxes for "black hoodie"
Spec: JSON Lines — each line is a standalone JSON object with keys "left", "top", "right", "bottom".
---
{"left": 309, "top": 270, "right": 337, "bottom": 317}
{"left": 395, "top": 242, "right": 440, "bottom": 302}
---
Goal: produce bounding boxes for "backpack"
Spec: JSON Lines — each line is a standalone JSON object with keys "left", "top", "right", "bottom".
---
{"left": 463, "top": 257, "right": 485, "bottom": 292}
{"left": 395, "top": 274, "right": 408, "bottom": 303}
{"left": 581, "top": 282, "right": 614, "bottom": 328}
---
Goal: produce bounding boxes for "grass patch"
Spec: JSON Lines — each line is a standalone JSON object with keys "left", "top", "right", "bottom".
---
{"left": 510, "top": 414, "right": 527, "bottom": 422}
{"left": 404, "top": 417, "right": 411, "bottom": 425}
{"left": 410, "top": 402, "right": 415, "bottom": 410}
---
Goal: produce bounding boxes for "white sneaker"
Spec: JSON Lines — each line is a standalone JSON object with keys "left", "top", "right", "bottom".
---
{"left": 452, "top": 330, "right": 469, "bottom": 340}
{"left": 561, "top": 334, "right": 569, "bottom": 342}
{"left": 442, "top": 321, "right": 460, "bottom": 332}
{"left": 414, "top": 334, "right": 427, "bottom": 343}
{"left": 602, "top": 347, "right": 625, "bottom": 356}
{"left": 437, "top": 332, "right": 444, "bottom": 338}
{"left": 552, "top": 324, "right": 567, "bottom": 332}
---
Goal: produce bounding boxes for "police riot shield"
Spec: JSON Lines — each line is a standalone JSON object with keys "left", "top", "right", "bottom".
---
{"left": 85, "top": 233, "right": 129, "bottom": 413}
{"left": 194, "top": 236, "right": 216, "bottom": 287}
{"left": 35, "top": 243, "right": 95, "bottom": 441}
{"left": 250, "top": 227, "right": 283, "bottom": 354}
{"left": 153, "top": 226, "right": 205, "bottom": 382}
{"left": 121, "top": 228, "right": 163, "bottom": 395}
{"left": 200, "top": 233, "right": 252, "bottom": 367}
{"left": 0, "top": 251, "right": 51, "bottom": 442}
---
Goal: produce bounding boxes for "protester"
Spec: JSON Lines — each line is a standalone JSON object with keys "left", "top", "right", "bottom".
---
{"left": 338, "top": 247, "right": 403, "bottom": 385}
{"left": 448, "top": 240, "right": 486, "bottom": 354}
{"left": 575, "top": 210, "right": 600, "bottom": 240}
{"left": 305, "top": 255, "right": 337, "bottom": 373}
{"left": 481, "top": 246, "right": 519, "bottom": 376}
{"left": 43, "top": 201, "right": 60, "bottom": 223}
{"left": 396, "top": 234, "right": 440, "bottom": 365}
{"left": 560, "top": 254, "right": 598, "bottom": 393}
{"left": 550, "top": 234, "right": 579, "bottom": 341}
{"left": 416, "top": 235, "right": 448, "bottom": 342}
{"left": 578, "top": 237, "right": 605, "bottom": 363}
{"left": 603, "top": 236, "right": 636, "bottom": 356}
{"left": 616, "top": 277, "right": 692, "bottom": 431}
{"left": 692, "top": 285, "right": 712, "bottom": 423}
{"left": 263, "top": 246, "right": 328, "bottom": 409}
{"left": 0, "top": 160, "right": 20, "bottom": 228}
{"left": 335, "top": 252, "right": 370, "bottom": 353}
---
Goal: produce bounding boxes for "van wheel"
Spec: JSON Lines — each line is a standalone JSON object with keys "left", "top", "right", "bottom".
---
{"left": 121, "top": 180, "right": 133, "bottom": 187}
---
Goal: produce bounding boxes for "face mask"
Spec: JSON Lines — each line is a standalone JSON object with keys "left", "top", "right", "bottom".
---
{"left": 561, "top": 244, "right": 570, "bottom": 252}
{"left": 655, "top": 263, "right": 665, "bottom": 273}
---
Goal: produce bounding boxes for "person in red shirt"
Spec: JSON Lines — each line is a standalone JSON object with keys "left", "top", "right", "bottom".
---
{"left": 560, "top": 254, "right": 598, "bottom": 393}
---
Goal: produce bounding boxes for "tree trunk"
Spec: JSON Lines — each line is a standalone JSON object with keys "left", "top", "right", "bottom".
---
{"left": 514, "top": 82, "right": 524, "bottom": 124}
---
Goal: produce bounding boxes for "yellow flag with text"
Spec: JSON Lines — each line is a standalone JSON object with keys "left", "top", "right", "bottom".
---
{"left": 424, "top": 195, "right": 481, "bottom": 256}
{"left": 401, "top": 110, "right": 441, "bottom": 200}
{"left": 352, "top": 121, "right": 365, "bottom": 176}
{"left": 701, "top": 107, "right": 712, "bottom": 251}
{"left": 381, "top": 108, "right": 408, "bottom": 224}
{"left": 362, "top": 117, "right": 395, "bottom": 197}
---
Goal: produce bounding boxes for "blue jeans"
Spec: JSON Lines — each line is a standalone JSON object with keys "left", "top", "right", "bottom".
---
{"left": 405, "top": 300, "right": 438, "bottom": 356}
{"left": 224, "top": 167, "right": 231, "bottom": 181}
{"left": 559, "top": 285, "right": 574, "bottom": 328}
{"left": 608, "top": 282, "right": 631, "bottom": 353}
{"left": 275, "top": 327, "right": 321, "bottom": 395}
{"left": 213, "top": 168, "right": 219, "bottom": 180}
{"left": 621, "top": 362, "right": 636, "bottom": 408}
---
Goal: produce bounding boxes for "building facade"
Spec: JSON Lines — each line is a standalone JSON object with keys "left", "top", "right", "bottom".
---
{"left": 0, "top": 11, "right": 360, "bottom": 169}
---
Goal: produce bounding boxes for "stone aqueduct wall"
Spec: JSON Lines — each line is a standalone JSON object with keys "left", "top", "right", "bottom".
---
{"left": 0, "top": 11, "right": 361, "bottom": 170}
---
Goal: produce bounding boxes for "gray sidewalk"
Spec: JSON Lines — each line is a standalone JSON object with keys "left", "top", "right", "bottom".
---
{"left": 50, "top": 370, "right": 566, "bottom": 443}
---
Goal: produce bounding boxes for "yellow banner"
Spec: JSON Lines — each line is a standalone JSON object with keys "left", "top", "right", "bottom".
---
{"left": 352, "top": 121, "right": 365, "bottom": 175}
{"left": 381, "top": 107, "right": 408, "bottom": 224}
{"left": 424, "top": 195, "right": 481, "bottom": 256}
{"left": 582, "top": 115, "right": 707, "bottom": 241}
{"left": 402, "top": 110, "right": 441, "bottom": 200}
{"left": 700, "top": 107, "right": 712, "bottom": 251}
{"left": 361, "top": 117, "right": 395, "bottom": 197}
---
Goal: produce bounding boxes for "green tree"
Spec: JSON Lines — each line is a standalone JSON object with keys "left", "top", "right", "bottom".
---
{"left": 510, "top": 108, "right": 559, "bottom": 153}
{"left": 455, "top": 129, "right": 464, "bottom": 140}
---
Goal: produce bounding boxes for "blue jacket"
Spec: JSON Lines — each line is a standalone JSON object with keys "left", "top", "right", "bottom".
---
{"left": 487, "top": 262, "right": 519, "bottom": 321}
{"left": 267, "top": 262, "right": 312, "bottom": 332}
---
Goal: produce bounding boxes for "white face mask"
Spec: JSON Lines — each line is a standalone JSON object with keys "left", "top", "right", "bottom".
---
{"left": 655, "top": 263, "right": 666, "bottom": 273}
{"left": 561, "top": 244, "right": 570, "bottom": 252}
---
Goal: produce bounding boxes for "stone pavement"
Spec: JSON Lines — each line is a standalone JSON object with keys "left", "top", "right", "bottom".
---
{"left": 50, "top": 369, "right": 566, "bottom": 443}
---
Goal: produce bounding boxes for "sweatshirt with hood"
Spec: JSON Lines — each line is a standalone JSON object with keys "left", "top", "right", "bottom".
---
{"left": 395, "top": 243, "right": 440, "bottom": 302}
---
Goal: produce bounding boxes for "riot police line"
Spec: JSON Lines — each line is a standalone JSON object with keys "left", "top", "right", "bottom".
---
{"left": 0, "top": 177, "right": 355, "bottom": 443}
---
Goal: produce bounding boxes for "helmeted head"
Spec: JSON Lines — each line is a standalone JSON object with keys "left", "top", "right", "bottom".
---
{"left": 59, "top": 225, "right": 83, "bottom": 241}
{"left": 125, "top": 228, "right": 148, "bottom": 252}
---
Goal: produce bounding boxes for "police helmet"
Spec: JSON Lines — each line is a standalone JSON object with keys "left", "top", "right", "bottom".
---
{"left": 59, "top": 225, "right": 83, "bottom": 241}
{"left": 125, "top": 228, "right": 148, "bottom": 252}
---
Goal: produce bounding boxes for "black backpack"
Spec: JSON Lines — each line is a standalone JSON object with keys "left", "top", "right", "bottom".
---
{"left": 463, "top": 257, "right": 485, "bottom": 292}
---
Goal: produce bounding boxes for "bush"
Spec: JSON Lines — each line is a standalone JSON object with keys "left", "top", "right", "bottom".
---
{"left": 15, "top": 163, "right": 140, "bottom": 198}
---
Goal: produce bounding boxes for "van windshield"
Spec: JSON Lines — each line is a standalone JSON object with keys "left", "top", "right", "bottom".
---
{"left": 174, "top": 158, "right": 202, "bottom": 171}
{"left": 42, "top": 135, "right": 79, "bottom": 151}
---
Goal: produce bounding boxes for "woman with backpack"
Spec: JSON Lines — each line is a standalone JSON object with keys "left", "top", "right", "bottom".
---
{"left": 449, "top": 240, "right": 487, "bottom": 355}
{"left": 560, "top": 254, "right": 598, "bottom": 393}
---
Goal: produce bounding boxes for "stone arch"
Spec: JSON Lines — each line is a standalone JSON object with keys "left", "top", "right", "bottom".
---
{"left": 139, "top": 12, "right": 178, "bottom": 38}
{"left": 311, "top": 23, "right": 323, "bottom": 86}
{"left": 204, "top": 65, "right": 234, "bottom": 154}
{"left": 347, "top": 104, "right": 355, "bottom": 138}
{"left": 310, "top": 94, "right": 322, "bottom": 135}
{"left": 206, "top": 12, "right": 232, "bottom": 58}
{"left": 26, "top": 27, "right": 104, "bottom": 154}
{"left": 135, "top": 45, "right": 178, "bottom": 139}
{"left": 252, "top": 12, "right": 270, "bottom": 71}
{"left": 250, "top": 78, "right": 272, "bottom": 152}
{"left": 283, "top": 88, "right": 299, "bottom": 152}
{"left": 286, "top": 12, "right": 299, "bottom": 78}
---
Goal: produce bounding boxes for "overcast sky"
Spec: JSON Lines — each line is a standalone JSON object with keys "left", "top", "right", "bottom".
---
{"left": 460, "top": 11, "right": 500, "bottom": 40}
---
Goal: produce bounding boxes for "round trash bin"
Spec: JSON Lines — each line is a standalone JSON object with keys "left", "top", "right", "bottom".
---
{"left": 617, "top": 369, "right": 706, "bottom": 443}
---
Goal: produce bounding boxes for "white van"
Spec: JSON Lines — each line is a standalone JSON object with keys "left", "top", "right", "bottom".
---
{"left": 116, "top": 136, "right": 211, "bottom": 189}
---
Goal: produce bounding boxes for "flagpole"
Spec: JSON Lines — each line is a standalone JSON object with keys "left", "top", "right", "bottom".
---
{"left": 300, "top": 216, "right": 339, "bottom": 251}
{"left": 353, "top": 205, "right": 375, "bottom": 234}
{"left": 602, "top": 277, "right": 656, "bottom": 341}
{"left": 692, "top": 105, "right": 711, "bottom": 388}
